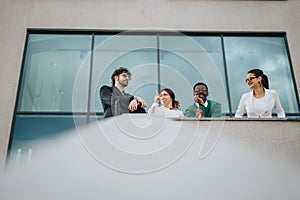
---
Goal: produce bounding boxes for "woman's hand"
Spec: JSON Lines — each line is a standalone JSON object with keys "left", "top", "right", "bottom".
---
{"left": 128, "top": 99, "right": 138, "bottom": 112}
{"left": 154, "top": 94, "right": 160, "bottom": 104}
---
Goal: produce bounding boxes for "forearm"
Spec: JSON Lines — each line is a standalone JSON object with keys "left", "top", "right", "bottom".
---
{"left": 184, "top": 107, "right": 197, "bottom": 118}
{"left": 274, "top": 93, "right": 285, "bottom": 118}
{"left": 148, "top": 102, "right": 159, "bottom": 113}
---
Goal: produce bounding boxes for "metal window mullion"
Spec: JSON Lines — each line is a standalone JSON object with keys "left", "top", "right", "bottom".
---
{"left": 156, "top": 34, "right": 161, "bottom": 93}
{"left": 86, "top": 33, "right": 95, "bottom": 124}
{"left": 220, "top": 34, "right": 233, "bottom": 117}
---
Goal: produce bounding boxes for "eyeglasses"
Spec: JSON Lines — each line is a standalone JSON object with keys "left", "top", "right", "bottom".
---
{"left": 194, "top": 87, "right": 208, "bottom": 93}
{"left": 245, "top": 76, "right": 257, "bottom": 83}
{"left": 120, "top": 74, "right": 131, "bottom": 80}
{"left": 194, "top": 88, "right": 208, "bottom": 93}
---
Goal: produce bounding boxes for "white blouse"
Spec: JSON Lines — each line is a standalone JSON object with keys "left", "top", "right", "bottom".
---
{"left": 235, "top": 89, "right": 285, "bottom": 118}
{"left": 148, "top": 103, "right": 184, "bottom": 119}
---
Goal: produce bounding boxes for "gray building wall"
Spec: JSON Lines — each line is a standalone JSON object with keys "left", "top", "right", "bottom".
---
{"left": 1, "top": 114, "right": 300, "bottom": 199}
{"left": 0, "top": 0, "right": 299, "bottom": 166}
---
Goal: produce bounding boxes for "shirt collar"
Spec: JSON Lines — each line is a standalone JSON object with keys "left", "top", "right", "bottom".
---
{"left": 196, "top": 100, "right": 208, "bottom": 108}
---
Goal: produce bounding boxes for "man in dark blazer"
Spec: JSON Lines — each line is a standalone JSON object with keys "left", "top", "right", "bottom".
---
{"left": 100, "top": 67, "right": 147, "bottom": 118}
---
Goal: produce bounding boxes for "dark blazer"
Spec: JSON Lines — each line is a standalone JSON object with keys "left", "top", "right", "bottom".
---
{"left": 100, "top": 85, "right": 145, "bottom": 118}
{"left": 111, "top": 86, "right": 133, "bottom": 116}
{"left": 100, "top": 85, "right": 114, "bottom": 118}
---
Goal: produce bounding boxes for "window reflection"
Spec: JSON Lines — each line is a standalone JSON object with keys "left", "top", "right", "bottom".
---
{"left": 160, "top": 36, "right": 228, "bottom": 113}
{"left": 91, "top": 35, "right": 158, "bottom": 113}
{"left": 224, "top": 37, "right": 299, "bottom": 114}
{"left": 18, "top": 34, "right": 92, "bottom": 112}
{"left": 8, "top": 114, "right": 86, "bottom": 166}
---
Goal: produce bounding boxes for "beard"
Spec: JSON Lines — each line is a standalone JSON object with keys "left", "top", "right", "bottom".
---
{"left": 116, "top": 77, "right": 128, "bottom": 88}
{"left": 120, "top": 81, "right": 128, "bottom": 87}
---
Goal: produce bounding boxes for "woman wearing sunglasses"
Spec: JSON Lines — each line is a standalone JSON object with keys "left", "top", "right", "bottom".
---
{"left": 235, "top": 69, "right": 285, "bottom": 118}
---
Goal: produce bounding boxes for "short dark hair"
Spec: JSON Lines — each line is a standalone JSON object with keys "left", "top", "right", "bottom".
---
{"left": 193, "top": 82, "right": 208, "bottom": 92}
{"left": 111, "top": 67, "right": 131, "bottom": 85}
{"left": 247, "top": 68, "right": 269, "bottom": 89}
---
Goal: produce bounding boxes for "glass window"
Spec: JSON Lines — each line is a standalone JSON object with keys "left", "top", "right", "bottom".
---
{"left": 224, "top": 36, "right": 299, "bottom": 115}
{"left": 18, "top": 34, "right": 92, "bottom": 112}
{"left": 159, "top": 35, "right": 228, "bottom": 114}
{"left": 8, "top": 114, "right": 86, "bottom": 165}
{"left": 90, "top": 34, "right": 158, "bottom": 113}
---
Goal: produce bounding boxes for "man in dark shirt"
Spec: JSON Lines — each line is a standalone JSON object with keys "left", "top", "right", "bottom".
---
{"left": 100, "top": 67, "right": 147, "bottom": 118}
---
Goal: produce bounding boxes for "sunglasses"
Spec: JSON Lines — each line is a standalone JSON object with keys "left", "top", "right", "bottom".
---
{"left": 245, "top": 76, "right": 257, "bottom": 83}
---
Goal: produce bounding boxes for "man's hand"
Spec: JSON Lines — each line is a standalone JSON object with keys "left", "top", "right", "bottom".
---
{"left": 135, "top": 96, "right": 147, "bottom": 108}
{"left": 128, "top": 96, "right": 147, "bottom": 111}
{"left": 194, "top": 108, "right": 203, "bottom": 118}
{"left": 128, "top": 99, "right": 138, "bottom": 112}
{"left": 194, "top": 94, "right": 204, "bottom": 105}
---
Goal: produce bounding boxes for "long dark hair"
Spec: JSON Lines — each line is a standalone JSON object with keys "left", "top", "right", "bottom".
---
{"left": 160, "top": 88, "right": 180, "bottom": 109}
{"left": 247, "top": 69, "right": 269, "bottom": 89}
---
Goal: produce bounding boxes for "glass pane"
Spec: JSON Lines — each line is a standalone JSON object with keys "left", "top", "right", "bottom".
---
{"left": 18, "top": 34, "right": 92, "bottom": 112}
{"left": 159, "top": 35, "right": 227, "bottom": 114}
{"left": 224, "top": 36, "right": 299, "bottom": 115}
{"left": 91, "top": 34, "right": 158, "bottom": 113}
{"left": 8, "top": 114, "right": 86, "bottom": 165}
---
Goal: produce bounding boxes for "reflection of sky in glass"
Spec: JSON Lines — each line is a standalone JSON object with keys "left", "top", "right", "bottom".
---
{"left": 19, "top": 34, "right": 92, "bottom": 112}
{"left": 191, "top": 36, "right": 228, "bottom": 112}
{"left": 225, "top": 37, "right": 298, "bottom": 114}
{"left": 91, "top": 35, "right": 157, "bottom": 113}
{"left": 92, "top": 35, "right": 229, "bottom": 113}
{"left": 160, "top": 36, "right": 228, "bottom": 113}
{"left": 18, "top": 33, "right": 299, "bottom": 116}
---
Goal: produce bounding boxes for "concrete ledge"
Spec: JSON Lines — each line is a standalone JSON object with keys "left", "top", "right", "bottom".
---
{"left": 175, "top": 117, "right": 300, "bottom": 121}
{"left": 1, "top": 114, "right": 300, "bottom": 199}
